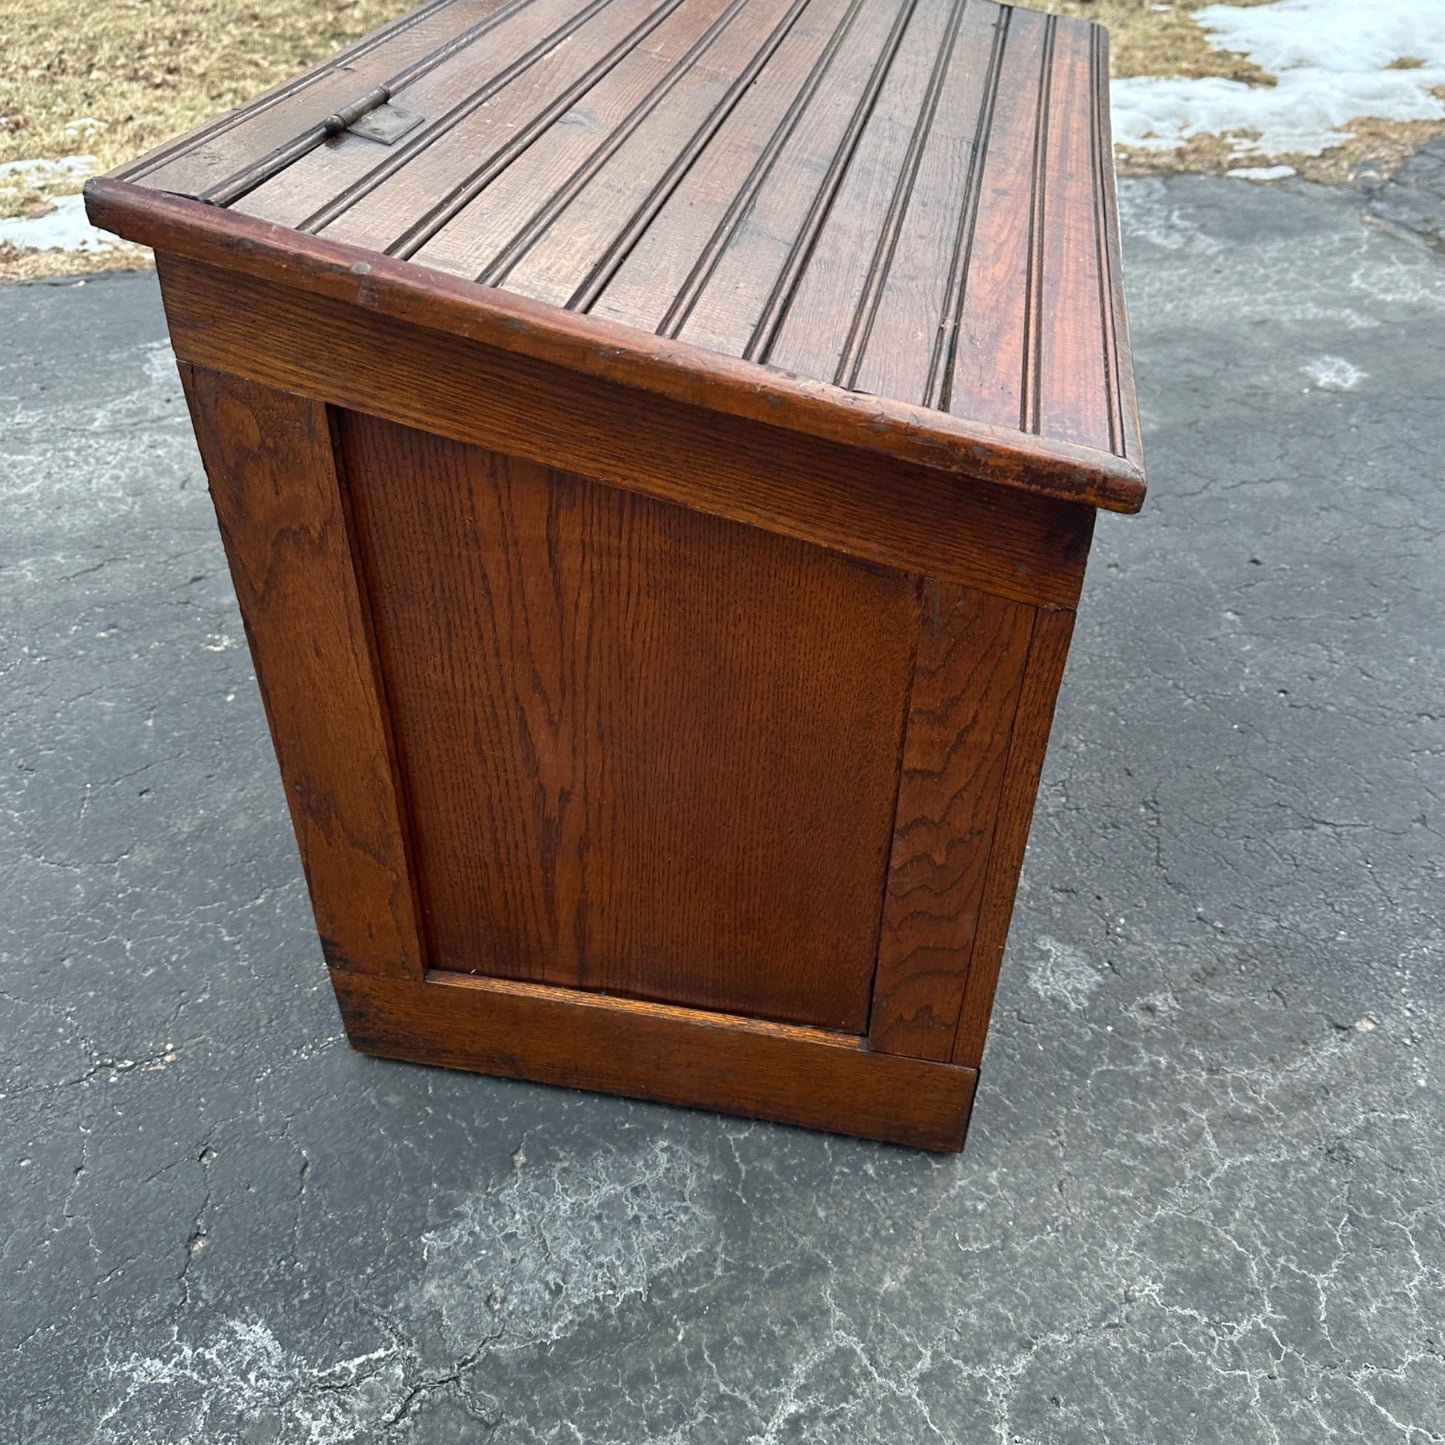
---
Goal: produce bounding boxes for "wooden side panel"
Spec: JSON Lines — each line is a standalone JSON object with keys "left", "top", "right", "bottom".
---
{"left": 178, "top": 364, "right": 424, "bottom": 979}
{"left": 868, "top": 584, "right": 1033, "bottom": 1060}
{"left": 334, "top": 969, "right": 977, "bottom": 1150}
{"left": 953, "top": 605, "right": 1077, "bottom": 1066}
{"left": 337, "top": 413, "right": 917, "bottom": 1031}
{"left": 156, "top": 254, "right": 1096, "bottom": 608}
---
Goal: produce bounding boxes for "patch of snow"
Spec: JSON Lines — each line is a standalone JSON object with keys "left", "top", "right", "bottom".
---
{"left": 0, "top": 193, "right": 117, "bottom": 253}
{"left": 1112, "top": 0, "right": 1445, "bottom": 161}
{"left": 0, "top": 153, "right": 97, "bottom": 184}
{"left": 1302, "top": 355, "right": 1367, "bottom": 389}
{"left": 1226, "top": 164, "right": 1298, "bottom": 180}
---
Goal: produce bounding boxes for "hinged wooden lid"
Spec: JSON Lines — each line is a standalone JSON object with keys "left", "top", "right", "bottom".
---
{"left": 86, "top": 0, "right": 1145, "bottom": 512}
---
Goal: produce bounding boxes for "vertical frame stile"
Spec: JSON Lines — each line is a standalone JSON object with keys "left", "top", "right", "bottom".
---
{"left": 177, "top": 357, "right": 426, "bottom": 980}
{"left": 951, "top": 604, "right": 1078, "bottom": 1066}
{"left": 868, "top": 583, "right": 1034, "bottom": 1060}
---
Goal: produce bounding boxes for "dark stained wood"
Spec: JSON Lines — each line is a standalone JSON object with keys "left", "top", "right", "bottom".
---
{"left": 177, "top": 365, "right": 425, "bottom": 979}
{"left": 236, "top": 0, "right": 642, "bottom": 234}
{"left": 335, "top": 969, "right": 977, "bottom": 1150}
{"left": 665, "top": 0, "right": 912, "bottom": 360}
{"left": 1092, "top": 24, "right": 1144, "bottom": 467}
{"left": 416, "top": 0, "right": 806, "bottom": 293}
{"left": 83, "top": 0, "right": 1147, "bottom": 514}
{"left": 337, "top": 413, "right": 918, "bottom": 1030}
{"left": 846, "top": 0, "right": 1004, "bottom": 403}
{"left": 953, "top": 605, "right": 1076, "bottom": 1066}
{"left": 762, "top": 0, "right": 976, "bottom": 380}
{"left": 87, "top": 0, "right": 1147, "bottom": 1150}
{"left": 575, "top": 0, "right": 863, "bottom": 318}
{"left": 297, "top": 0, "right": 676, "bottom": 246}
{"left": 154, "top": 252, "right": 1097, "bottom": 610}
{"left": 119, "top": 0, "right": 520, "bottom": 198}
{"left": 89, "top": 175, "right": 1143, "bottom": 513}
{"left": 868, "top": 584, "right": 1034, "bottom": 1060}
{"left": 944, "top": 4, "right": 1050, "bottom": 434}
{"left": 1036, "top": 15, "right": 1113, "bottom": 452}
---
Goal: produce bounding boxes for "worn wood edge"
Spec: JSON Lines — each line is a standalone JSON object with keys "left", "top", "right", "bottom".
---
{"left": 951, "top": 605, "right": 1076, "bottom": 1066}
{"left": 156, "top": 253, "right": 1095, "bottom": 609}
{"left": 331, "top": 968, "right": 977, "bottom": 1150}
{"left": 1092, "top": 27, "right": 1145, "bottom": 473}
{"left": 178, "top": 362, "right": 428, "bottom": 980}
{"left": 84, "top": 178, "right": 1145, "bottom": 513}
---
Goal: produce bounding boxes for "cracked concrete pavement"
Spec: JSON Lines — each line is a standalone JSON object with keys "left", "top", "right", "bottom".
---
{"left": 2, "top": 155, "right": 1443, "bottom": 1442}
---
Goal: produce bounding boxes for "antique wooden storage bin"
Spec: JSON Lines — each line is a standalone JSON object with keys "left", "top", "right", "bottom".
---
{"left": 87, "top": 0, "right": 1144, "bottom": 1150}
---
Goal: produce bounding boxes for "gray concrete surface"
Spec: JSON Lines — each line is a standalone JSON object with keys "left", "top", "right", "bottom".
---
{"left": 2, "top": 164, "right": 1442, "bottom": 1443}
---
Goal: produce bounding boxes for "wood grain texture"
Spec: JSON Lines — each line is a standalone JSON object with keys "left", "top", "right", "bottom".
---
{"left": 761, "top": 0, "right": 973, "bottom": 380}
{"left": 868, "top": 583, "right": 1034, "bottom": 1060}
{"left": 87, "top": 0, "right": 1151, "bottom": 1149}
{"left": 296, "top": 0, "right": 678, "bottom": 246}
{"left": 154, "top": 253, "right": 1096, "bottom": 610}
{"left": 338, "top": 413, "right": 917, "bottom": 1029}
{"left": 232, "top": 0, "right": 632, "bottom": 232}
{"left": 178, "top": 365, "right": 424, "bottom": 978}
{"left": 1091, "top": 24, "right": 1144, "bottom": 467}
{"left": 88, "top": 180, "right": 1143, "bottom": 514}
{"left": 334, "top": 969, "right": 977, "bottom": 1150}
{"left": 119, "top": 0, "right": 520, "bottom": 198}
{"left": 84, "top": 0, "right": 1147, "bottom": 512}
{"left": 952, "top": 604, "right": 1076, "bottom": 1066}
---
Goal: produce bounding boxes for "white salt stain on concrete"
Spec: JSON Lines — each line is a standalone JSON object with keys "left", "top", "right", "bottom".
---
{"left": 1302, "top": 355, "right": 1368, "bottom": 389}
{"left": 414, "top": 1137, "right": 717, "bottom": 1354}
{"left": 93, "top": 1138, "right": 716, "bottom": 1441}
{"left": 1113, "top": 0, "right": 1445, "bottom": 162}
{"left": 1029, "top": 935, "right": 1103, "bottom": 1011}
{"left": 96, "top": 1321, "right": 409, "bottom": 1445}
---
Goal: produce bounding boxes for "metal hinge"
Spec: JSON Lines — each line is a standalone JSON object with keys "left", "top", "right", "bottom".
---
{"left": 324, "top": 86, "right": 426, "bottom": 146}
{"left": 200, "top": 84, "right": 429, "bottom": 204}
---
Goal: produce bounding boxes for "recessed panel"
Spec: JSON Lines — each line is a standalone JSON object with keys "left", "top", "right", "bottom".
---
{"left": 338, "top": 411, "right": 918, "bottom": 1031}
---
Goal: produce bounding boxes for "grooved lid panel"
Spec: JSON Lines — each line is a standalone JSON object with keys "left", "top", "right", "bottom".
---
{"left": 94, "top": 0, "right": 1145, "bottom": 511}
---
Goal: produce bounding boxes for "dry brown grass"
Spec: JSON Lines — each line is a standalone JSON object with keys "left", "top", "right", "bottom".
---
{"left": 2, "top": 0, "right": 1442, "bottom": 280}
{"left": 0, "top": 0, "right": 416, "bottom": 175}
{"left": 0, "top": 237, "right": 151, "bottom": 283}
{"left": 0, "top": 0, "right": 415, "bottom": 275}
{"left": 1030, "top": 0, "right": 1280, "bottom": 86}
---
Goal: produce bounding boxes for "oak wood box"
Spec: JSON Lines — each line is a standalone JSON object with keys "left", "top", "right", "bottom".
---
{"left": 87, "top": 0, "right": 1145, "bottom": 1151}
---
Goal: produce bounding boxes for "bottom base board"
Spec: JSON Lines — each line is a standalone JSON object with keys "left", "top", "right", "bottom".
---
{"left": 332, "top": 969, "right": 977, "bottom": 1152}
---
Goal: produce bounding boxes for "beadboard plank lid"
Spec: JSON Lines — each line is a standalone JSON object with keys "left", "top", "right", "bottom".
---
{"left": 86, "top": 0, "right": 1145, "bottom": 512}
